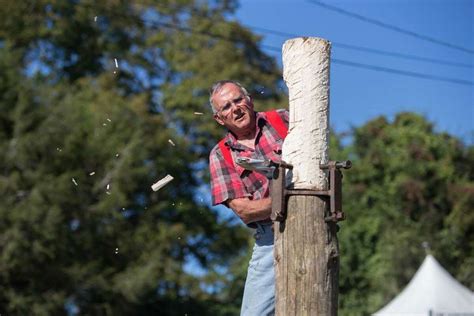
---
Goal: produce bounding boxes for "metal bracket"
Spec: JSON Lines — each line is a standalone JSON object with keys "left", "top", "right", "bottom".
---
{"left": 271, "top": 160, "right": 352, "bottom": 222}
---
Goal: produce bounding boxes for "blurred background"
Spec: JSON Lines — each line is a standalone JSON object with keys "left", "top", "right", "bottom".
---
{"left": 0, "top": 0, "right": 472, "bottom": 315}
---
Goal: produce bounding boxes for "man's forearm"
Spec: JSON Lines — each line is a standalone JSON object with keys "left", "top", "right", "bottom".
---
{"left": 228, "top": 197, "right": 272, "bottom": 224}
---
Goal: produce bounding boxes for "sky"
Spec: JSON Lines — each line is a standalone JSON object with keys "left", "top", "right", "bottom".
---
{"left": 187, "top": 0, "right": 473, "bottom": 278}
{"left": 193, "top": 0, "right": 473, "bottom": 279}
{"left": 234, "top": 0, "right": 473, "bottom": 144}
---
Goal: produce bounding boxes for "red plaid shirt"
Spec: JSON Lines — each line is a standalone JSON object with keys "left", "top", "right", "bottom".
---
{"left": 209, "top": 109, "right": 289, "bottom": 208}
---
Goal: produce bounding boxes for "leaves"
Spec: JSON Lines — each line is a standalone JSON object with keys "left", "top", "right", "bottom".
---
{"left": 1, "top": 1, "right": 280, "bottom": 314}
{"left": 1, "top": 1, "right": 472, "bottom": 315}
{"left": 335, "top": 113, "right": 473, "bottom": 315}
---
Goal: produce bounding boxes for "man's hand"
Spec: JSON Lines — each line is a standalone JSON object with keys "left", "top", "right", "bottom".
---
{"left": 228, "top": 197, "right": 272, "bottom": 224}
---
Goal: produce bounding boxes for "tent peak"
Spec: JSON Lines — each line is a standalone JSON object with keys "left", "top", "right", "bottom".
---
{"left": 373, "top": 254, "right": 474, "bottom": 316}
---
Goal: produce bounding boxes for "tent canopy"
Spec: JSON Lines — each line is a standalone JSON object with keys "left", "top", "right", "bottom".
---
{"left": 373, "top": 254, "right": 474, "bottom": 316}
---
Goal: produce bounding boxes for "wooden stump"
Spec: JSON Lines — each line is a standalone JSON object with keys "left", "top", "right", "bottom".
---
{"left": 274, "top": 37, "right": 339, "bottom": 316}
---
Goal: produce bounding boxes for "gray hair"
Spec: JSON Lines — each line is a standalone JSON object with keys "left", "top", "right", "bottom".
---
{"left": 209, "top": 80, "right": 250, "bottom": 114}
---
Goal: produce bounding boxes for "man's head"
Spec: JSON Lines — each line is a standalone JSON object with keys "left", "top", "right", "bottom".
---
{"left": 209, "top": 80, "right": 256, "bottom": 138}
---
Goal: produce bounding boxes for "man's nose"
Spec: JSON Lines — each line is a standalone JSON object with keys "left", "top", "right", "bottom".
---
{"left": 230, "top": 103, "right": 243, "bottom": 113}
{"left": 232, "top": 103, "right": 242, "bottom": 111}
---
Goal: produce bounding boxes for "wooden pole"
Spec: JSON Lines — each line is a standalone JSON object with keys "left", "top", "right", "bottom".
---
{"left": 274, "top": 37, "right": 339, "bottom": 315}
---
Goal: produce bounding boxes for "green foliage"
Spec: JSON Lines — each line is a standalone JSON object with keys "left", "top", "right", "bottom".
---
{"left": 0, "top": 0, "right": 284, "bottom": 314}
{"left": 1, "top": 1, "right": 472, "bottom": 315}
{"left": 334, "top": 113, "right": 473, "bottom": 315}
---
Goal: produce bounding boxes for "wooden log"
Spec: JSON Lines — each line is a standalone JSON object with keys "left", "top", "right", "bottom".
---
{"left": 274, "top": 37, "right": 339, "bottom": 316}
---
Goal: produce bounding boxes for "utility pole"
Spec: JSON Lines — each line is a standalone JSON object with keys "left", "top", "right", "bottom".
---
{"left": 273, "top": 37, "right": 340, "bottom": 316}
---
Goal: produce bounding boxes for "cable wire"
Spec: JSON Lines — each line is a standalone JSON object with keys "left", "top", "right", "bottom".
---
{"left": 138, "top": 19, "right": 474, "bottom": 86}
{"left": 84, "top": 1, "right": 473, "bottom": 68}
{"left": 306, "top": 0, "right": 474, "bottom": 55}
{"left": 74, "top": 2, "right": 474, "bottom": 86}
{"left": 262, "top": 45, "right": 473, "bottom": 86}
{"left": 332, "top": 58, "right": 473, "bottom": 86}
{"left": 249, "top": 25, "right": 472, "bottom": 68}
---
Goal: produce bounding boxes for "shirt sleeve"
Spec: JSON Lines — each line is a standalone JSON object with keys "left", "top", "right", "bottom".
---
{"left": 209, "top": 145, "right": 251, "bottom": 206}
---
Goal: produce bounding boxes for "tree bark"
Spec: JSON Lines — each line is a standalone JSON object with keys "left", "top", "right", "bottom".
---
{"left": 274, "top": 37, "right": 339, "bottom": 316}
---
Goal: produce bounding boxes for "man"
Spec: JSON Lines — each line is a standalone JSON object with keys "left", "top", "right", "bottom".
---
{"left": 208, "top": 80, "right": 288, "bottom": 315}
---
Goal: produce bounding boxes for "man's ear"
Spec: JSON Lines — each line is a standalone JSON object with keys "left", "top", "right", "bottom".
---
{"left": 248, "top": 95, "right": 254, "bottom": 108}
{"left": 214, "top": 114, "right": 225, "bottom": 126}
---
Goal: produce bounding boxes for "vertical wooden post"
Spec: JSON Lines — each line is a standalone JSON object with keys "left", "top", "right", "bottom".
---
{"left": 274, "top": 37, "right": 339, "bottom": 315}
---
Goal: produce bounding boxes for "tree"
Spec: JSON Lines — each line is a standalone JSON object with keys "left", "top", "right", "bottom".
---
{"left": 0, "top": 1, "right": 285, "bottom": 314}
{"left": 3, "top": 2, "right": 471, "bottom": 315}
{"left": 333, "top": 113, "right": 473, "bottom": 315}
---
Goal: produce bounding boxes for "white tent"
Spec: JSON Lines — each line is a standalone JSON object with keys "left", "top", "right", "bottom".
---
{"left": 373, "top": 254, "right": 474, "bottom": 316}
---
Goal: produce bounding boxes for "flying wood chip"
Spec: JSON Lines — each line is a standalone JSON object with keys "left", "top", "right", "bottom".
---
{"left": 151, "top": 175, "right": 174, "bottom": 192}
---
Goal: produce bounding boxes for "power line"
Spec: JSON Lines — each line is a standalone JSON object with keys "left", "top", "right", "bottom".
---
{"left": 249, "top": 25, "right": 472, "bottom": 68}
{"left": 86, "top": 1, "right": 473, "bottom": 68}
{"left": 332, "top": 58, "right": 473, "bottom": 86}
{"left": 306, "top": 0, "right": 474, "bottom": 55}
{"left": 137, "top": 19, "right": 474, "bottom": 86}
{"left": 262, "top": 45, "right": 473, "bottom": 86}
{"left": 80, "top": 2, "right": 473, "bottom": 69}
{"left": 74, "top": 2, "right": 473, "bottom": 87}
{"left": 333, "top": 42, "right": 472, "bottom": 68}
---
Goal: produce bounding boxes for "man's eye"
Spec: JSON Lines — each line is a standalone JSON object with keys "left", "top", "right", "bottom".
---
{"left": 234, "top": 97, "right": 243, "bottom": 103}
{"left": 223, "top": 104, "right": 232, "bottom": 111}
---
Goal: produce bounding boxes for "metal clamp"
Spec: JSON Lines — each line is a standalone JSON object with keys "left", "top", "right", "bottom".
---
{"left": 270, "top": 160, "right": 352, "bottom": 222}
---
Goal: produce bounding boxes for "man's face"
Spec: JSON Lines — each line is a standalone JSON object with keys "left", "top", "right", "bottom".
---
{"left": 211, "top": 83, "right": 255, "bottom": 135}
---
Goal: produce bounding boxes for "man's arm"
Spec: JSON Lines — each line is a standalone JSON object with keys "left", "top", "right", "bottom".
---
{"left": 228, "top": 197, "right": 271, "bottom": 224}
